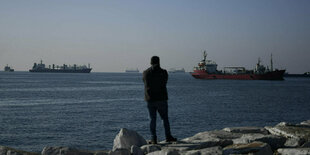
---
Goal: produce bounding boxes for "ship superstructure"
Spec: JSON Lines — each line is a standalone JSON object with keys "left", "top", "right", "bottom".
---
{"left": 191, "top": 51, "right": 285, "bottom": 80}
{"left": 29, "top": 60, "right": 92, "bottom": 73}
{"left": 4, "top": 64, "right": 14, "bottom": 72}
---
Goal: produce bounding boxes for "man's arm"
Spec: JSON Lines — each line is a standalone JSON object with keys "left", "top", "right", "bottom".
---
{"left": 164, "top": 70, "right": 168, "bottom": 84}
{"left": 143, "top": 71, "right": 147, "bottom": 85}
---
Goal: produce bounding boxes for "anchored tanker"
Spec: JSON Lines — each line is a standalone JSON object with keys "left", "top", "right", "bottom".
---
{"left": 29, "top": 60, "right": 92, "bottom": 73}
{"left": 191, "top": 51, "right": 285, "bottom": 80}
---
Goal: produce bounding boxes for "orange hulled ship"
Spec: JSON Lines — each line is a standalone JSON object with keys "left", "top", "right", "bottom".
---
{"left": 191, "top": 51, "right": 285, "bottom": 80}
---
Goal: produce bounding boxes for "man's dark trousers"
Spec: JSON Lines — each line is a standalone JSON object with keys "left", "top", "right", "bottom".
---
{"left": 147, "top": 100, "right": 171, "bottom": 140}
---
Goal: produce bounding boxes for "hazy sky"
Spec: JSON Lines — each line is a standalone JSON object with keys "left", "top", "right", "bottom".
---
{"left": 0, "top": 0, "right": 309, "bottom": 73}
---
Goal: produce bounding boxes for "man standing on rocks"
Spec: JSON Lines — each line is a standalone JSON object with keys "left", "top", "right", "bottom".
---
{"left": 143, "top": 56, "right": 177, "bottom": 144}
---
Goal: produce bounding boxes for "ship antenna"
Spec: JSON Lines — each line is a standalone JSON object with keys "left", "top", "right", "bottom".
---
{"left": 203, "top": 50, "right": 207, "bottom": 62}
{"left": 270, "top": 53, "right": 273, "bottom": 71}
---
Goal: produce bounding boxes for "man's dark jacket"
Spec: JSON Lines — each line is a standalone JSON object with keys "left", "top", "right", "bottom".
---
{"left": 143, "top": 65, "right": 168, "bottom": 102}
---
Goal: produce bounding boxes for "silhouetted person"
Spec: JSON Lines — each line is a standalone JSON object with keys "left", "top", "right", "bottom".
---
{"left": 143, "top": 56, "right": 177, "bottom": 144}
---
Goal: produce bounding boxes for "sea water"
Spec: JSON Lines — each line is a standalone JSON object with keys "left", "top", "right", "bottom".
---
{"left": 0, "top": 72, "right": 309, "bottom": 152}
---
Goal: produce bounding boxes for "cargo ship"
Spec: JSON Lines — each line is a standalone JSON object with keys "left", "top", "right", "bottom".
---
{"left": 191, "top": 51, "right": 285, "bottom": 80}
{"left": 29, "top": 60, "right": 92, "bottom": 73}
{"left": 169, "top": 68, "right": 186, "bottom": 73}
{"left": 4, "top": 64, "right": 14, "bottom": 72}
{"left": 125, "top": 68, "right": 139, "bottom": 73}
{"left": 284, "top": 72, "right": 310, "bottom": 78}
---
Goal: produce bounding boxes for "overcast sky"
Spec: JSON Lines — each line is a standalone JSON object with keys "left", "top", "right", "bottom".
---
{"left": 0, "top": 0, "right": 309, "bottom": 73}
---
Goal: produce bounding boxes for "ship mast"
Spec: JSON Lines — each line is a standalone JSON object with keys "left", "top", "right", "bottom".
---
{"left": 270, "top": 53, "right": 273, "bottom": 72}
{"left": 203, "top": 50, "right": 207, "bottom": 63}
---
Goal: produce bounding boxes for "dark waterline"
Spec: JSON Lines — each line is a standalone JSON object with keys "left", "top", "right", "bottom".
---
{"left": 0, "top": 71, "right": 309, "bottom": 152}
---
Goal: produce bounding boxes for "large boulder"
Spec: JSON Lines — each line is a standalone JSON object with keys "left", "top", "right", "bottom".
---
{"left": 113, "top": 128, "right": 147, "bottom": 151}
{"left": 41, "top": 146, "right": 92, "bottom": 155}
{"left": 277, "top": 148, "right": 310, "bottom": 155}
{"left": 0, "top": 146, "right": 38, "bottom": 155}
{"left": 232, "top": 133, "right": 286, "bottom": 150}
{"left": 223, "top": 142, "right": 273, "bottom": 155}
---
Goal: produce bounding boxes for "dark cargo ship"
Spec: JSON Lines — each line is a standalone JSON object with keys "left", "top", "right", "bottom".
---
{"left": 29, "top": 60, "right": 92, "bottom": 73}
{"left": 4, "top": 64, "right": 14, "bottom": 72}
{"left": 191, "top": 51, "right": 285, "bottom": 80}
{"left": 125, "top": 68, "right": 139, "bottom": 73}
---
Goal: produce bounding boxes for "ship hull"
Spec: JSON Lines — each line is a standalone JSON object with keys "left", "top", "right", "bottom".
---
{"left": 29, "top": 68, "right": 91, "bottom": 73}
{"left": 191, "top": 70, "right": 285, "bottom": 80}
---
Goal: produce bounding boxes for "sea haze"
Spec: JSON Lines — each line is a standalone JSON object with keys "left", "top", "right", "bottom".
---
{"left": 0, "top": 72, "right": 309, "bottom": 152}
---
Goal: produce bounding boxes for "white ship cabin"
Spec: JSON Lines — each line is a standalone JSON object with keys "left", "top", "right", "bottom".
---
{"left": 205, "top": 60, "right": 218, "bottom": 73}
{"left": 195, "top": 59, "right": 218, "bottom": 73}
{"left": 224, "top": 67, "right": 246, "bottom": 74}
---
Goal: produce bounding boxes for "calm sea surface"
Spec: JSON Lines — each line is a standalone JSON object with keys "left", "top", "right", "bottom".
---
{"left": 0, "top": 72, "right": 309, "bottom": 152}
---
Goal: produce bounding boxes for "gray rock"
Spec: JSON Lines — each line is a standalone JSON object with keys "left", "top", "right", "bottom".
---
{"left": 232, "top": 133, "right": 286, "bottom": 150}
{"left": 301, "top": 120, "right": 310, "bottom": 126}
{"left": 302, "top": 141, "right": 310, "bottom": 148}
{"left": 284, "top": 138, "right": 304, "bottom": 148}
{"left": 182, "top": 130, "right": 240, "bottom": 148}
{"left": 109, "top": 148, "right": 131, "bottom": 155}
{"left": 277, "top": 148, "right": 310, "bottom": 155}
{"left": 181, "top": 146, "right": 222, "bottom": 155}
{"left": 277, "top": 122, "right": 293, "bottom": 126}
{"left": 265, "top": 122, "right": 310, "bottom": 142}
{"left": 0, "top": 146, "right": 38, "bottom": 155}
{"left": 223, "top": 142, "right": 273, "bottom": 155}
{"left": 147, "top": 149, "right": 180, "bottom": 155}
{"left": 162, "top": 142, "right": 202, "bottom": 152}
{"left": 94, "top": 150, "right": 109, "bottom": 155}
{"left": 223, "top": 126, "right": 269, "bottom": 134}
{"left": 41, "top": 146, "right": 92, "bottom": 155}
{"left": 112, "top": 128, "right": 147, "bottom": 151}
{"left": 140, "top": 145, "right": 161, "bottom": 154}
{"left": 131, "top": 145, "right": 143, "bottom": 155}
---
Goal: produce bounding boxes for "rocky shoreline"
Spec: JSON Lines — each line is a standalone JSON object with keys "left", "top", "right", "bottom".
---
{"left": 1, "top": 120, "right": 310, "bottom": 155}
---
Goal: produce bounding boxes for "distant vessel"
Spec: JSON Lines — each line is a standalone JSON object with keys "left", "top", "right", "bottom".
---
{"left": 191, "top": 51, "right": 285, "bottom": 80}
{"left": 169, "top": 68, "right": 185, "bottom": 73}
{"left": 29, "top": 60, "right": 92, "bottom": 73}
{"left": 284, "top": 72, "right": 310, "bottom": 77}
{"left": 125, "top": 68, "right": 139, "bottom": 73}
{"left": 4, "top": 64, "right": 14, "bottom": 72}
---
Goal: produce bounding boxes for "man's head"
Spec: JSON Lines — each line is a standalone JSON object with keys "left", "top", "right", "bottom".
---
{"left": 151, "top": 56, "right": 160, "bottom": 65}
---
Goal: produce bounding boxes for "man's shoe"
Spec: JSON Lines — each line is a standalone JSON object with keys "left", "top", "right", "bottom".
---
{"left": 166, "top": 136, "right": 177, "bottom": 142}
{"left": 148, "top": 137, "right": 157, "bottom": 144}
{"left": 148, "top": 138, "right": 157, "bottom": 144}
